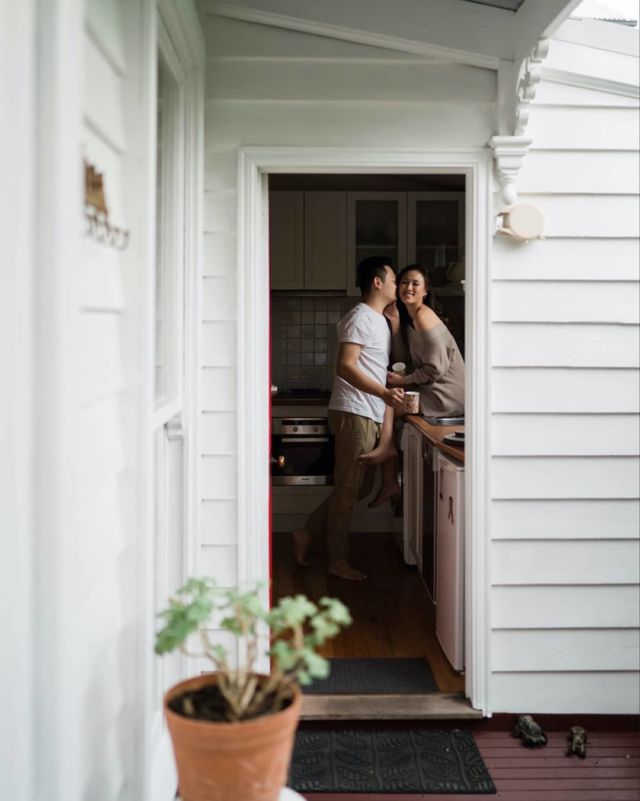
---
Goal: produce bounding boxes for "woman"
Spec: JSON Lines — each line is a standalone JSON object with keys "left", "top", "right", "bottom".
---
{"left": 361, "top": 263, "right": 465, "bottom": 506}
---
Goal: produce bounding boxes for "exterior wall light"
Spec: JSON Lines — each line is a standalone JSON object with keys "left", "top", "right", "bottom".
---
{"left": 496, "top": 203, "right": 545, "bottom": 243}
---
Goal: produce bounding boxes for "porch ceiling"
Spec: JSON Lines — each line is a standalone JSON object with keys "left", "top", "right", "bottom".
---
{"left": 203, "top": 0, "right": 581, "bottom": 69}
{"left": 461, "top": 0, "right": 526, "bottom": 10}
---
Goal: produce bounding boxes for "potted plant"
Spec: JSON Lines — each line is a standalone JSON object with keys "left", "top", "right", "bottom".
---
{"left": 155, "top": 578, "right": 351, "bottom": 801}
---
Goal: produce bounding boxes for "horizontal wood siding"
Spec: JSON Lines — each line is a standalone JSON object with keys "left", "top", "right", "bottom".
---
{"left": 492, "top": 414, "right": 640, "bottom": 456}
{"left": 489, "top": 27, "right": 640, "bottom": 715}
{"left": 492, "top": 368, "right": 639, "bottom": 413}
{"left": 75, "top": 1, "right": 142, "bottom": 793}
{"left": 491, "top": 499, "right": 639, "bottom": 539}
{"left": 200, "top": 16, "right": 496, "bottom": 600}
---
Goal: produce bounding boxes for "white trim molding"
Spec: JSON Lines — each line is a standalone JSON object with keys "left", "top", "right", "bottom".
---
{"left": 541, "top": 66, "right": 640, "bottom": 99}
{"left": 237, "top": 146, "right": 493, "bottom": 715}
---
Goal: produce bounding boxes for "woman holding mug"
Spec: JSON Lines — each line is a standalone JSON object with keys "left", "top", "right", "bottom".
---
{"left": 361, "top": 263, "right": 465, "bottom": 505}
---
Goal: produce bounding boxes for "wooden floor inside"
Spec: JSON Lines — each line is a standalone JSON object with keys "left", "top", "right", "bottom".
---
{"left": 298, "top": 727, "right": 640, "bottom": 800}
{"left": 272, "top": 529, "right": 464, "bottom": 694}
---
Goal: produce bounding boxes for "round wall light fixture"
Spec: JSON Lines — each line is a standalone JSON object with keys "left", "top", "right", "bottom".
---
{"left": 496, "top": 203, "right": 544, "bottom": 243}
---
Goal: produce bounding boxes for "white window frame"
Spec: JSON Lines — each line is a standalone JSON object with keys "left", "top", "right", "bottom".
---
{"left": 146, "top": 3, "right": 204, "bottom": 800}
{"left": 237, "top": 147, "right": 493, "bottom": 715}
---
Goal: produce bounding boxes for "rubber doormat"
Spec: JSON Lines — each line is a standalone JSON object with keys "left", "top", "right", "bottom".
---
{"left": 289, "top": 729, "right": 496, "bottom": 794}
{"left": 303, "top": 658, "right": 437, "bottom": 695}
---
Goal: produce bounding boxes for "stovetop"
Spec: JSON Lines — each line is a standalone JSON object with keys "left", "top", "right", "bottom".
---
{"left": 275, "top": 388, "right": 331, "bottom": 400}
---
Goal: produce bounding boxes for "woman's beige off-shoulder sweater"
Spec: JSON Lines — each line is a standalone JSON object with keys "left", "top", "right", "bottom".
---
{"left": 392, "top": 322, "right": 465, "bottom": 417}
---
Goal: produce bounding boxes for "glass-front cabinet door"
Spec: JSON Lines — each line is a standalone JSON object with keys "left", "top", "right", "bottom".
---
{"left": 408, "top": 192, "right": 465, "bottom": 296}
{"left": 346, "top": 192, "right": 407, "bottom": 296}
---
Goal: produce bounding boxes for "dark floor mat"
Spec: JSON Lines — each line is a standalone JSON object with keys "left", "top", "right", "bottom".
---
{"left": 303, "top": 657, "right": 437, "bottom": 695}
{"left": 289, "top": 729, "right": 496, "bottom": 794}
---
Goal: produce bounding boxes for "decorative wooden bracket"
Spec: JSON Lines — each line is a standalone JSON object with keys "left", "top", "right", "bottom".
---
{"left": 84, "top": 161, "right": 130, "bottom": 250}
{"left": 490, "top": 39, "right": 549, "bottom": 206}
{"left": 514, "top": 39, "right": 549, "bottom": 137}
{"left": 489, "top": 135, "right": 532, "bottom": 206}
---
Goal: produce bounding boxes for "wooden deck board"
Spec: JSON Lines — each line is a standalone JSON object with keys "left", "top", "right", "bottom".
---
{"left": 299, "top": 729, "right": 640, "bottom": 801}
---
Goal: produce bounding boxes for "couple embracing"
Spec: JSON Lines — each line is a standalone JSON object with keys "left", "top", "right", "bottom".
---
{"left": 293, "top": 257, "right": 465, "bottom": 581}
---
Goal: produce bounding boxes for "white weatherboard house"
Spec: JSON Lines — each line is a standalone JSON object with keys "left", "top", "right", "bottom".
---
{"left": 2, "top": 0, "right": 638, "bottom": 799}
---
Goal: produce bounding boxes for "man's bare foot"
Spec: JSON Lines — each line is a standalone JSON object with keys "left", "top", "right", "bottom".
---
{"left": 328, "top": 560, "right": 367, "bottom": 581}
{"left": 292, "top": 529, "right": 311, "bottom": 567}
{"left": 358, "top": 444, "right": 397, "bottom": 467}
{"left": 367, "top": 480, "right": 401, "bottom": 508}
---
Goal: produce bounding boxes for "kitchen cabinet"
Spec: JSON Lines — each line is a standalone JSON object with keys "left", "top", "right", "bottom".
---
{"left": 269, "top": 191, "right": 347, "bottom": 290}
{"left": 304, "top": 191, "right": 347, "bottom": 290}
{"left": 270, "top": 189, "right": 465, "bottom": 297}
{"left": 421, "top": 441, "right": 437, "bottom": 602}
{"left": 408, "top": 192, "right": 465, "bottom": 295}
{"left": 269, "top": 191, "right": 304, "bottom": 290}
{"left": 435, "top": 450, "right": 465, "bottom": 671}
{"left": 399, "top": 422, "right": 421, "bottom": 566}
{"left": 346, "top": 192, "right": 407, "bottom": 296}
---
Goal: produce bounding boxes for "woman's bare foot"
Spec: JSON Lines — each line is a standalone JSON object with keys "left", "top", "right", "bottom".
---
{"left": 328, "top": 560, "right": 367, "bottom": 581}
{"left": 367, "top": 480, "right": 401, "bottom": 508}
{"left": 292, "top": 529, "right": 311, "bottom": 567}
{"left": 358, "top": 443, "right": 397, "bottom": 467}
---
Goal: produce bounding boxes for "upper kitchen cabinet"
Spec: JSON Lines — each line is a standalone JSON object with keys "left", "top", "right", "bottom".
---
{"left": 304, "top": 191, "right": 347, "bottom": 290}
{"left": 408, "top": 192, "right": 465, "bottom": 295}
{"left": 269, "top": 191, "right": 347, "bottom": 290}
{"left": 269, "top": 191, "right": 304, "bottom": 289}
{"left": 347, "top": 192, "right": 407, "bottom": 296}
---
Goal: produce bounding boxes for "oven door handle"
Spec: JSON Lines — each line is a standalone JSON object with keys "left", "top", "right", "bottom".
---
{"left": 280, "top": 437, "right": 330, "bottom": 443}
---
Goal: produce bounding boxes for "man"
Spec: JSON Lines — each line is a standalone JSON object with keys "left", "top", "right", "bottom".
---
{"left": 292, "top": 257, "right": 405, "bottom": 581}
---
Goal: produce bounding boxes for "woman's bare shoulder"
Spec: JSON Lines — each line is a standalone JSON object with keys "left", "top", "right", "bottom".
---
{"left": 413, "top": 306, "right": 441, "bottom": 332}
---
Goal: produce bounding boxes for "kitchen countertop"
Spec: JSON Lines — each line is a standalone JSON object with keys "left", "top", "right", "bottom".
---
{"left": 405, "top": 415, "right": 465, "bottom": 463}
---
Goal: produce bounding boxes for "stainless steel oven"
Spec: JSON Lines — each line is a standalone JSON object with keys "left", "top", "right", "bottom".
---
{"left": 271, "top": 417, "right": 334, "bottom": 485}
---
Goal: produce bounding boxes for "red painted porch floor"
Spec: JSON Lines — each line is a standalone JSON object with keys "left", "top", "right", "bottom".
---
{"left": 299, "top": 727, "right": 640, "bottom": 801}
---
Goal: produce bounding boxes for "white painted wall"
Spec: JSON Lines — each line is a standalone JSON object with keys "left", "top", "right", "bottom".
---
{"left": 489, "top": 20, "right": 640, "bottom": 714}
{"left": 199, "top": 12, "right": 496, "bottom": 671}
{"left": 200, "top": 7, "right": 638, "bottom": 713}
{"left": 46, "top": 2, "right": 158, "bottom": 798}
{"left": 2, "top": 0, "right": 182, "bottom": 798}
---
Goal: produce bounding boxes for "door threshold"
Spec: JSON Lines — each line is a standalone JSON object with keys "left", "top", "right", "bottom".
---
{"left": 301, "top": 692, "right": 482, "bottom": 721}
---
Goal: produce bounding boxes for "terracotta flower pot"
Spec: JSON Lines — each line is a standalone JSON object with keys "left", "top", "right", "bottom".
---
{"left": 164, "top": 673, "right": 302, "bottom": 801}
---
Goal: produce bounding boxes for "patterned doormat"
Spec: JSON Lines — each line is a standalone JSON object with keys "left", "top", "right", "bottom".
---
{"left": 303, "top": 658, "right": 437, "bottom": 695}
{"left": 289, "top": 729, "right": 496, "bottom": 794}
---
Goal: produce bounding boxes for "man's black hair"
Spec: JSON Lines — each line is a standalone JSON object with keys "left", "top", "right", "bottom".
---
{"left": 356, "top": 256, "right": 394, "bottom": 296}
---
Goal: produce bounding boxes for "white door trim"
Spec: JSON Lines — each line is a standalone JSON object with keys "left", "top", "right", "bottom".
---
{"left": 237, "top": 147, "right": 493, "bottom": 715}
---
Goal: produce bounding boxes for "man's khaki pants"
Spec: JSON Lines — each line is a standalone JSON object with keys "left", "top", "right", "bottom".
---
{"left": 303, "top": 409, "right": 381, "bottom": 564}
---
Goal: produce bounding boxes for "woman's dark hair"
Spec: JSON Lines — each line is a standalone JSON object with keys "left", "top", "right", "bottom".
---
{"left": 356, "top": 256, "right": 394, "bottom": 296}
{"left": 396, "top": 263, "right": 443, "bottom": 347}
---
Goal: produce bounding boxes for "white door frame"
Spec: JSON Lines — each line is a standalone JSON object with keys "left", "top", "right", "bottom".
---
{"left": 237, "top": 147, "right": 493, "bottom": 715}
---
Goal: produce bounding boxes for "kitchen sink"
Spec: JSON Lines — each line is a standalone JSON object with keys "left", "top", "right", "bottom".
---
{"left": 423, "top": 415, "right": 465, "bottom": 426}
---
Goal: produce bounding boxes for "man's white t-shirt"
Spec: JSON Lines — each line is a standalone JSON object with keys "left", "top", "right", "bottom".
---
{"left": 328, "top": 303, "right": 390, "bottom": 424}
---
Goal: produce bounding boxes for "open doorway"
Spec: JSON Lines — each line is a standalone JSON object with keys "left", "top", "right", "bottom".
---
{"left": 236, "top": 147, "right": 492, "bottom": 716}
{"left": 269, "top": 173, "right": 469, "bottom": 711}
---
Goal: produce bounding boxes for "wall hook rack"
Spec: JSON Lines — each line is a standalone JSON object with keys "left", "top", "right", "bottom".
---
{"left": 84, "top": 161, "right": 130, "bottom": 250}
